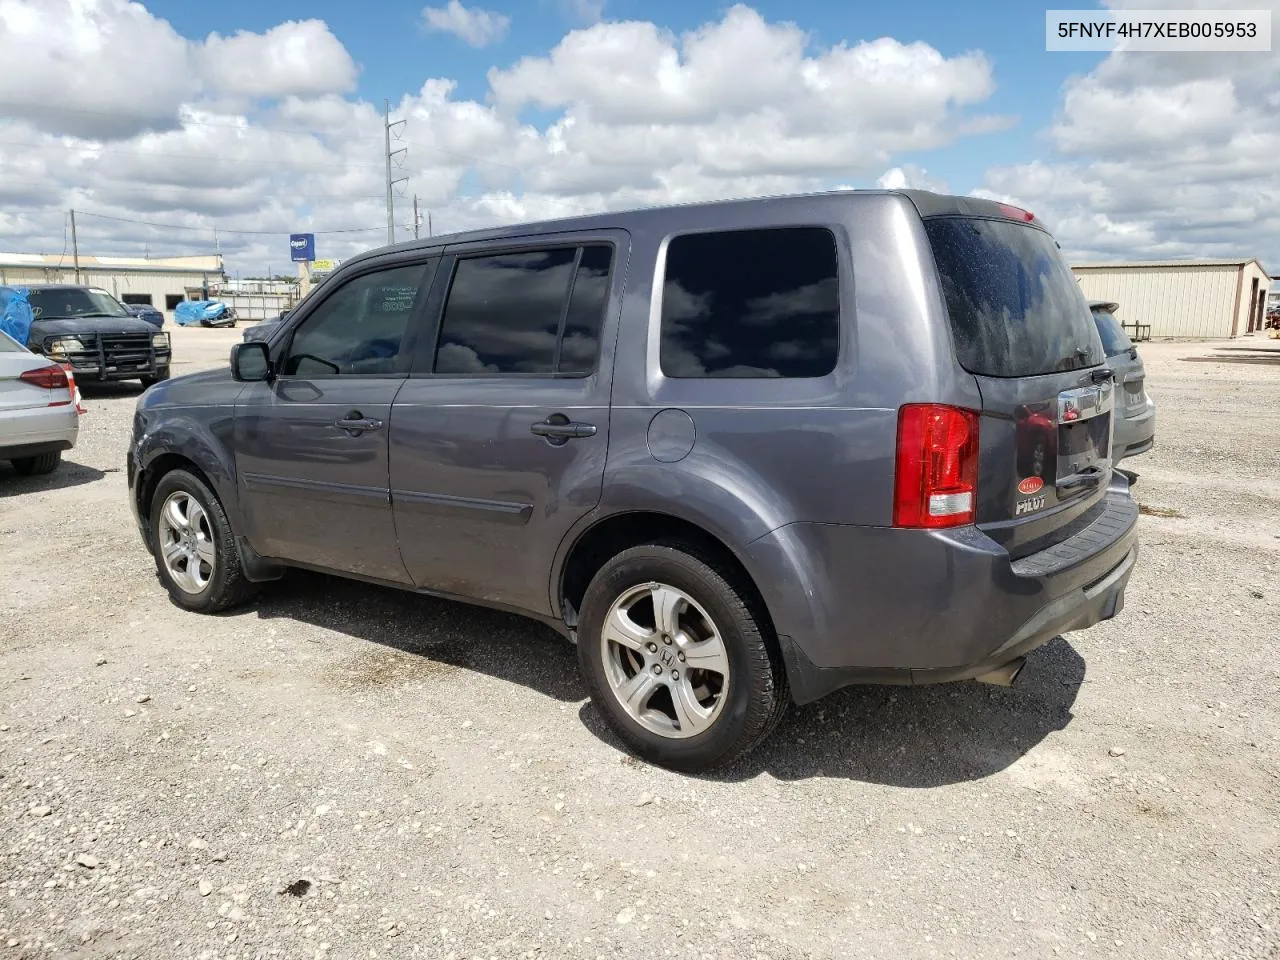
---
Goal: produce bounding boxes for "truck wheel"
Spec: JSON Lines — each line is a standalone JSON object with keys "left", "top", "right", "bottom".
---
{"left": 140, "top": 367, "right": 170, "bottom": 388}
{"left": 577, "top": 542, "right": 788, "bottom": 772}
{"left": 149, "top": 468, "right": 256, "bottom": 613}
{"left": 11, "top": 451, "right": 61, "bottom": 476}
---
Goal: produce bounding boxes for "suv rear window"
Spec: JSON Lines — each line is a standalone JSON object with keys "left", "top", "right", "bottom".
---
{"left": 660, "top": 227, "right": 839, "bottom": 379}
{"left": 1091, "top": 307, "right": 1134, "bottom": 357}
{"left": 925, "top": 217, "right": 1102, "bottom": 378}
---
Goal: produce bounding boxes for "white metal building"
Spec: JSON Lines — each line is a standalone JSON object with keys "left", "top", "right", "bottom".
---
{"left": 0, "top": 253, "right": 225, "bottom": 321}
{"left": 1072, "top": 259, "right": 1271, "bottom": 339}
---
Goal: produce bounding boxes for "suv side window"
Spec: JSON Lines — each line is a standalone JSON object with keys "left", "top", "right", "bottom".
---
{"left": 282, "top": 262, "right": 429, "bottom": 377}
{"left": 434, "top": 245, "right": 613, "bottom": 376}
{"left": 659, "top": 227, "right": 839, "bottom": 379}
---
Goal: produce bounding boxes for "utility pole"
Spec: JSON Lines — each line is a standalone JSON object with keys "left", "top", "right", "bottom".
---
{"left": 384, "top": 99, "right": 407, "bottom": 245}
{"left": 413, "top": 195, "right": 420, "bottom": 240}
{"left": 69, "top": 209, "right": 81, "bottom": 284}
{"left": 428, "top": 212, "right": 433, "bottom": 238}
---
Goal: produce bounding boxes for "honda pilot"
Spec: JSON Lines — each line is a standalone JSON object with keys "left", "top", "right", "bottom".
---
{"left": 127, "top": 190, "right": 1139, "bottom": 771}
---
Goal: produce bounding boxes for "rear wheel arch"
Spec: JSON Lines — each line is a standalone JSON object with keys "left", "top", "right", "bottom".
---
{"left": 557, "top": 510, "right": 777, "bottom": 641}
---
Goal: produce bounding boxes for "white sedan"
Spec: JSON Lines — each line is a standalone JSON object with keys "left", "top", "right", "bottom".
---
{"left": 1, "top": 328, "right": 80, "bottom": 475}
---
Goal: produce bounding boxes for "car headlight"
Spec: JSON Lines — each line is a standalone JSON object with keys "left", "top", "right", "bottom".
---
{"left": 152, "top": 333, "right": 170, "bottom": 349}
{"left": 46, "top": 337, "right": 87, "bottom": 357}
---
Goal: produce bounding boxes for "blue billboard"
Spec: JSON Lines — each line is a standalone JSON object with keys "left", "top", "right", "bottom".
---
{"left": 289, "top": 233, "right": 315, "bottom": 262}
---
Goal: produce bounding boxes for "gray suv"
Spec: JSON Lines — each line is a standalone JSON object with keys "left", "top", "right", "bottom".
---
{"left": 127, "top": 191, "right": 1139, "bottom": 771}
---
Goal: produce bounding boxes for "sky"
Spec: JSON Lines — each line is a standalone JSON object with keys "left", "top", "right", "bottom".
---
{"left": 0, "top": 0, "right": 1277, "bottom": 276}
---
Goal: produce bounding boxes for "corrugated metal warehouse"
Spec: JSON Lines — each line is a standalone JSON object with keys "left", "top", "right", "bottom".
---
{"left": 1072, "top": 259, "right": 1271, "bottom": 339}
{"left": 0, "top": 253, "right": 225, "bottom": 321}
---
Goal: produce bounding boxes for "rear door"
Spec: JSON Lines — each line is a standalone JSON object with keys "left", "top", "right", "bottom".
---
{"left": 388, "top": 234, "right": 626, "bottom": 616}
{"left": 922, "top": 212, "right": 1114, "bottom": 557}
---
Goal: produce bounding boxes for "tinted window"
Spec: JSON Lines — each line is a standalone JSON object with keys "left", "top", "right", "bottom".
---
{"left": 27, "top": 287, "right": 132, "bottom": 321}
{"left": 660, "top": 228, "right": 839, "bottom": 379}
{"left": 283, "top": 263, "right": 428, "bottom": 376}
{"left": 925, "top": 217, "right": 1103, "bottom": 378}
{"left": 1091, "top": 308, "right": 1133, "bottom": 357}
{"left": 435, "top": 246, "right": 611, "bottom": 376}
{"left": 0, "top": 329, "right": 24, "bottom": 353}
{"left": 559, "top": 246, "right": 612, "bottom": 375}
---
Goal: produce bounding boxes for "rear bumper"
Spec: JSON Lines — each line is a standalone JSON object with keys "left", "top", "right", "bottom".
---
{"left": 1113, "top": 400, "right": 1155, "bottom": 462}
{"left": 746, "top": 473, "right": 1139, "bottom": 704}
{"left": 1, "top": 406, "right": 79, "bottom": 460}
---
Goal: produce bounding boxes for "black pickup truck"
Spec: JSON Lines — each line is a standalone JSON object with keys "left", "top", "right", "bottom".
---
{"left": 25, "top": 284, "right": 171, "bottom": 386}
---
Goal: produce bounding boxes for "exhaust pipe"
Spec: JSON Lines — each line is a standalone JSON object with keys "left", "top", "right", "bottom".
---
{"left": 975, "top": 657, "right": 1026, "bottom": 687}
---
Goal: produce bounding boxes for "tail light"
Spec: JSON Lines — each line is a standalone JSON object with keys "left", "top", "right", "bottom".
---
{"left": 893, "top": 404, "right": 980, "bottom": 528}
{"left": 19, "top": 364, "right": 74, "bottom": 407}
{"left": 996, "top": 202, "right": 1035, "bottom": 222}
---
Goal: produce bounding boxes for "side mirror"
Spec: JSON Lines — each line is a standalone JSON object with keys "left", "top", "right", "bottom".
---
{"left": 230, "top": 341, "right": 272, "bottom": 382}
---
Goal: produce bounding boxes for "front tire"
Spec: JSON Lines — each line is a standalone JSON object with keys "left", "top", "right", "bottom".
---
{"left": 140, "top": 367, "right": 170, "bottom": 388}
{"left": 11, "top": 451, "right": 61, "bottom": 476}
{"left": 577, "top": 542, "right": 787, "bottom": 772}
{"left": 149, "top": 469, "right": 256, "bottom": 613}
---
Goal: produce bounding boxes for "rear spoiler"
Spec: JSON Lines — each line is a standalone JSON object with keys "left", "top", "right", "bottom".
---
{"left": 895, "top": 190, "right": 1049, "bottom": 231}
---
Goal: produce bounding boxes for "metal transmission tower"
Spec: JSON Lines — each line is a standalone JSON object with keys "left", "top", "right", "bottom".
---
{"left": 384, "top": 99, "right": 408, "bottom": 245}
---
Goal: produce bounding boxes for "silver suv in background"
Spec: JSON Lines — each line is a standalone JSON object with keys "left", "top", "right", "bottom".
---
{"left": 1090, "top": 300, "right": 1156, "bottom": 462}
{"left": 128, "top": 190, "right": 1140, "bottom": 771}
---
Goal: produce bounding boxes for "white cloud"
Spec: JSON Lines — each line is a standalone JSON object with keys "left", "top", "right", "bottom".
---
{"left": 876, "top": 164, "right": 949, "bottom": 193}
{"left": 422, "top": 1, "right": 510, "bottom": 48}
{"left": 200, "top": 20, "right": 358, "bottom": 99}
{"left": 0, "top": 0, "right": 194, "bottom": 138}
{"left": 979, "top": 0, "right": 1280, "bottom": 267}
{"left": 0, "top": 3, "right": 1006, "bottom": 275}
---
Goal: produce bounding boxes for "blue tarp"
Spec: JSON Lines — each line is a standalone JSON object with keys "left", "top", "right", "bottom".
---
{"left": 0, "top": 286, "right": 34, "bottom": 345}
{"left": 174, "top": 300, "right": 232, "bottom": 326}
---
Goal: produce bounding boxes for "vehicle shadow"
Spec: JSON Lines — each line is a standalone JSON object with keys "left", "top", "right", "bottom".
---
{"left": 250, "top": 570, "right": 584, "bottom": 703}
{"left": 578, "top": 636, "right": 1086, "bottom": 788}
{"left": 0, "top": 458, "right": 109, "bottom": 496}
{"left": 79, "top": 381, "right": 146, "bottom": 400}
{"left": 249, "top": 569, "right": 1083, "bottom": 787}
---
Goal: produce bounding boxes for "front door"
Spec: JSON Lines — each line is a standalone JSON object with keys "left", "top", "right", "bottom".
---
{"left": 234, "top": 259, "right": 435, "bottom": 583}
{"left": 389, "top": 237, "right": 626, "bottom": 615}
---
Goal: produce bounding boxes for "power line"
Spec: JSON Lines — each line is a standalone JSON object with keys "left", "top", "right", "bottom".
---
{"left": 0, "top": 136, "right": 386, "bottom": 172}
{"left": 0, "top": 102, "right": 527, "bottom": 173}
{"left": 75, "top": 211, "right": 384, "bottom": 236}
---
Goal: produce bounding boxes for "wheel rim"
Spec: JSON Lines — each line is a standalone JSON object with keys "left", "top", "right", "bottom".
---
{"left": 157, "top": 491, "right": 216, "bottom": 594}
{"left": 600, "top": 582, "right": 731, "bottom": 740}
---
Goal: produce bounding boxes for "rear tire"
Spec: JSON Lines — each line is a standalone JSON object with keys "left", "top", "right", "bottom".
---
{"left": 149, "top": 468, "right": 256, "bottom": 613}
{"left": 11, "top": 451, "right": 61, "bottom": 476}
{"left": 577, "top": 542, "right": 787, "bottom": 772}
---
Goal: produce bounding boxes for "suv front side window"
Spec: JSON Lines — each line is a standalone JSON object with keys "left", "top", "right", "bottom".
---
{"left": 282, "top": 263, "right": 430, "bottom": 377}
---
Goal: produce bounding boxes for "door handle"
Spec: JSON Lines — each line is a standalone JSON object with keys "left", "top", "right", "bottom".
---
{"left": 531, "top": 415, "right": 596, "bottom": 441}
{"left": 335, "top": 411, "right": 384, "bottom": 434}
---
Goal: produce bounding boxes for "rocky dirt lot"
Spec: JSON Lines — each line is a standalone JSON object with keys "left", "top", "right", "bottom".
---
{"left": 2, "top": 326, "right": 1278, "bottom": 960}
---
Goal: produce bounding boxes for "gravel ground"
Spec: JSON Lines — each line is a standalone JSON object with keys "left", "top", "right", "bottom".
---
{"left": 2, "top": 326, "right": 1278, "bottom": 960}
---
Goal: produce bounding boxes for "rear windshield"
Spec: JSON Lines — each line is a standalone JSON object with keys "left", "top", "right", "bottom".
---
{"left": 925, "top": 217, "right": 1103, "bottom": 377}
{"left": 1091, "top": 307, "right": 1134, "bottom": 357}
